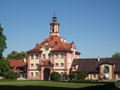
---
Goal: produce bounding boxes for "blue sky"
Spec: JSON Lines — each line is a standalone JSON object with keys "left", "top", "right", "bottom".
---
{"left": 0, "top": 0, "right": 120, "bottom": 58}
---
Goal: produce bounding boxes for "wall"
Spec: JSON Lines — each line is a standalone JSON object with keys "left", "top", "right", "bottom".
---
{"left": 115, "top": 74, "right": 120, "bottom": 80}
{"left": 101, "top": 64, "right": 113, "bottom": 80}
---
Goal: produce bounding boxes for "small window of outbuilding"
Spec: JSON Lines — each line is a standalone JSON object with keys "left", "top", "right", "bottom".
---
{"left": 93, "top": 74, "right": 96, "bottom": 78}
{"left": 118, "top": 74, "right": 120, "bottom": 78}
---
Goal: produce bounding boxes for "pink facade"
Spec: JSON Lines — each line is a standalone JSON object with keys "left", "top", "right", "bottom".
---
{"left": 27, "top": 16, "right": 80, "bottom": 80}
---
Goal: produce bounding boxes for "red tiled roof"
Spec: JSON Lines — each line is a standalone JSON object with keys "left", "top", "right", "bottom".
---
{"left": 9, "top": 60, "right": 28, "bottom": 67}
{"left": 27, "top": 36, "right": 78, "bottom": 53}
{"left": 14, "top": 70, "right": 24, "bottom": 72}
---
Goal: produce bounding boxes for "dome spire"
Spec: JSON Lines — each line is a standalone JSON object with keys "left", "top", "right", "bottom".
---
{"left": 50, "top": 11, "right": 60, "bottom": 37}
{"left": 52, "top": 10, "right": 57, "bottom": 22}
{"left": 53, "top": 9, "right": 56, "bottom": 17}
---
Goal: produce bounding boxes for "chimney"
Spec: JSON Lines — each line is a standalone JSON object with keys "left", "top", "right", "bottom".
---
{"left": 63, "top": 38, "right": 66, "bottom": 43}
{"left": 24, "top": 58, "right": 26, "bottom": 62}
{"left": 97, "top": 56, "right": 100, "bottom": 62}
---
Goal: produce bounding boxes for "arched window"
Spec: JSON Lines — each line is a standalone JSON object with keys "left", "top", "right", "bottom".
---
{"left": 52, "top": 28, "right": 54, "bottom": 33}
{"left": 104, "top": 66, "right": 109, "bottom": 73}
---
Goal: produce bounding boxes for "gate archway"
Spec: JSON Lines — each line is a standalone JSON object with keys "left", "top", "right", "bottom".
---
{"left": 44, "top": 68, "right": 50, "bottom": 80}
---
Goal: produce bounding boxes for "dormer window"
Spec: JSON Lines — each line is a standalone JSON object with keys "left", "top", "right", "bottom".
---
{"left": 72, "top": 66, "right": 76, "bottom": 71}
{"left": 50, "top": 37, "right": 53, "bottom": 41}
{"left": 55, "top": 42, "right": 58, "bottom": 45}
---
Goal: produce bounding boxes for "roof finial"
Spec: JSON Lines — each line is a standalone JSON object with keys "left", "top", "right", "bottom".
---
{"left": 53, "top": 9, "right": 56, "bottom": 17}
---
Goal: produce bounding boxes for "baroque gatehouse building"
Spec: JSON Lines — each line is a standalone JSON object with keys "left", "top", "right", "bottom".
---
{"left": 9, "top": 15, "right": 120, "bottom": 81}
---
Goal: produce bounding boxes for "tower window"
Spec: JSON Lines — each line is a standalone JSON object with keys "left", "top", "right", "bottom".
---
{"left": 52, "top": 28, "right": 54, "bottom": 33}
{"left": 52, "top": 24, "right": 54, "bottom": 28}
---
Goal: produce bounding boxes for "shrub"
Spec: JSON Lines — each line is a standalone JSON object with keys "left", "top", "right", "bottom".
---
{"left": 63, "top": 72, "right": 68, "bottom": 80}
{"left": 5, "top": 70, "right": 21, "bottom": 79}
{"left": 51, "top": 72, "right": 61, "bottom": 81}
{"left": 77, "top": 72, "right": 88, "bottom": 80}
{"left": 68, "top": 74, "right": 75, "bottom": 80}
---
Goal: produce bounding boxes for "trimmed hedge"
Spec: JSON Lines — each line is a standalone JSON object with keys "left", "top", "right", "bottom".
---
{"left": 51, "top": 72, "right": 61, "bottom": 81}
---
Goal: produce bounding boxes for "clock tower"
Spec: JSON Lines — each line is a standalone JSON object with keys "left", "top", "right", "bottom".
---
{"left": 50, "top": 15, "right": 60, "bottom": 36}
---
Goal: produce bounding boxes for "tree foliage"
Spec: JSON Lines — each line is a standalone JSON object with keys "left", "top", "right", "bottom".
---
{"left": 0, "top": 25, "right": 7, "bottom": 59}
{"left": 112, "top": 52, "right": 120, "bottom": 58}
{"left": 0, "top": 59, "right": 10, "bottom": 77}
{"left": 50, "top": 72, "right": 61, "bottom": 81}
{"left": 0, "top": 59, "right": 21, "bottom": 79}
{"left": 7, "top": 51, "right": 28, "bottom": 60}
{"left": 6, "top": 70, "right": 21, "bottom": 79}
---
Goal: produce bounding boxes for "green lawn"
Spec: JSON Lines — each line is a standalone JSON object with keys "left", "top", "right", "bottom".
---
{"left": 0, "top": 80, "right": 115, "bottom": 90}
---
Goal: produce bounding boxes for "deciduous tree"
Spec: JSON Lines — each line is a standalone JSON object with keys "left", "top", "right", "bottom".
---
{"left": 7, "top": 51, "right": 28, "bottom": 60}
{"left": 112, "top": 52, "right": 120, "bottom": 58}
{"left": 0, "top": 24, "right": 7, "bottom": 59}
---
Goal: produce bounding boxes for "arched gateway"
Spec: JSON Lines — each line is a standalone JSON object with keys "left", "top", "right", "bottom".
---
{"left": 44, "top": 68, "right": 50, "bottom": 80}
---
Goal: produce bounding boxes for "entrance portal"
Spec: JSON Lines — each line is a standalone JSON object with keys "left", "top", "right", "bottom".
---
{"left": 44, "top": 68, "right": 50, "bottom": 80}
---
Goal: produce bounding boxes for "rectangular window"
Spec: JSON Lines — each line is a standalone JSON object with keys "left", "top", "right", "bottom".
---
{"left": 36, "top": 72, "right": 39, "bottom": 76}
{"left": 118, "top": 74, "right": 120, "bottom": 78}
{"left": 31, "top": 64, "right": 34, "bottom": 67}
{"left": 55, "top": 54, "right": 58, "bottom": 59}
{"left": 36, "top": 54, "right": 39, "bottom": 59}
{"left": 31, "top": 72, "right": 33, "bottom": 77}
{"left": 31, "top": 54, "right": 34, "bottom": 59}
{"left": 43, "top": 54, "right": 45, "bottom": 59}
{"left": 61, "top": 63, "right": 64, "bottom": 66}
{"left": 36, "top": 64, "right": 39, "bottom": 69}
{"left": 61, "top": 54, "right": 64, "bottom": 59}
{"left": 93, "top": 74, "right": 96, "bottom": 78}
{"left": 55, "top": 63, "right": 59, "bottom": 66}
